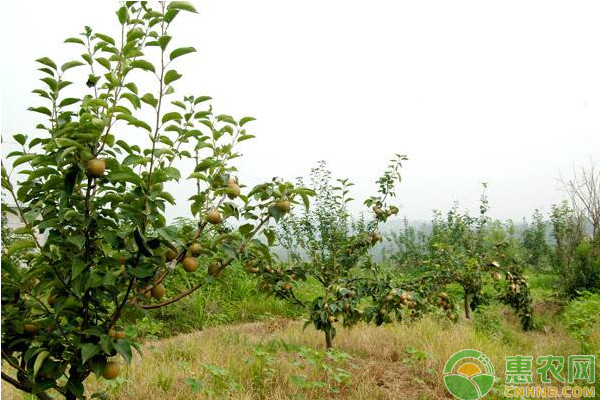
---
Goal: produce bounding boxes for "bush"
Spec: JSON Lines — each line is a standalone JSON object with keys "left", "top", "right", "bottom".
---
{"left": 521, "top": 209, "right": 553, "bottom": 271}
{"left": 563, "top": 291, "right": 600, "bottom": 353}
{"left": 385, "top": 187, "right": 534, "bottom": 330}
{"left": 550, "top": 202, "right": 600, "bottom": 296}
{"left": 129, "top": 265, "right": 301, "bottom": 338}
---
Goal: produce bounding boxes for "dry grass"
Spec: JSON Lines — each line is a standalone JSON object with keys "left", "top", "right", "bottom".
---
{"left": 2, "top": 306, "right": 589, "bottom": 400}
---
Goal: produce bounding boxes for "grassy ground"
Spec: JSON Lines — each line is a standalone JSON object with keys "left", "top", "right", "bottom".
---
{"left": 3, "top": 305, "right": 598, "bottom": 399}
{"left": 120, "top": 267, "right": 305, "bottom": 340}
{"left": 3, "top": 271, "right": 599, "bottom": 399}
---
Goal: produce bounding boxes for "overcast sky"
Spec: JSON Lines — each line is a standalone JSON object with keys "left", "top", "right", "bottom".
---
{"left": 2, "top": 1, "right": 599, "bottom": 223}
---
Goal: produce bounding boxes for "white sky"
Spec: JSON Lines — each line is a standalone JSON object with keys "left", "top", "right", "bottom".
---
{"left": 2, "top": 1, "right": 599, "bottom": 222}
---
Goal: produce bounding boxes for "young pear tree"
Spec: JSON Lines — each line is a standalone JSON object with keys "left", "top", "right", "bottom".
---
{"left": 388, "top": 189, "right": 534, "bottom": 330}
{"left": 264, "top": 157, "right": 406, "bottom": 348}
{"left": 1, "top": 2, "right": 311, "bottom": 399}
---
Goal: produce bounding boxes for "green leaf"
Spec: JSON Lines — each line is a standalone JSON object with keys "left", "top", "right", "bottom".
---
{"left": 121, "top": 154, "right": 146, "bottom": 166}
{"left": 32, "top": 89, "right": 50, "bottom": 99}
{"left": 13, "top": 154, "right": 36, "bottom": 168}
{"left": 65, "top": 381, "right": 84, "bottom": 398}
{"left": 158, "top": 35, "right": 172, "bottom": 50}
{"left": 26, "top": 167, "right": 56, "bottom": 180}
{"left": 68, "top": 234, "right": 86, "bottom": 249}
{"left": 64, "top": 37, "right": 85, "bottom": 45}
{"left": 117, "top": 6, "right": 129, "bottom": 24}
{"left": 120, "top": 93, "right": 141, "bottom": 109}
{"left": 94, "top": 33, "right": 116, "bottom": 46}
{"left": 126, "top": 28, "right": 145, "bottom": 42}
{"left": 38, "top": 67, "right": 55, "bottom": 76}
{"left": 152, "top": 148, "right": 173, "bottom": 157}
{"left": 300, "top": 193, "right": 310, "bottom": 210}
{"left": 8, "top": 239, "right": 36, "bottom": 254}
{"left": 130, "top": 60, "right": 155, "bottom": 73}
{"left": 156, "top": 225, "right": 179, "bottom": 244}
{"left": 162, "top": 112, "right": 181, "bottom": 124}
{"left": 141, "top": 93, "right": 158, "bottom": 108}
{"left": 129, "top": 264, "right": 155, "bottom": 278}
{"left": 253, "top": 241, "right": 272, "bottom": 265}
{"left": 158, "top": 191, "right": 175, "bottom": 204}
{"left": 169, "top": 47, "right": 196, "bottom": 61}
{"left": 84, "top": 98, "right": 108, "bottom": 108}
{"left": 40, "top": 77, "right": 58, "bottom": 91}
{"left": 33, "top": 351, "right": 50, "bottom": 379}
{"left": 269, "top": 205, "right": 282, "bottom": 221}
{"left": 162, "top": 166, "right": 181, "bottom": 180}
{"left": 28, "top": 107, "right": 52, "bottom": 116}
{"left": 163, "top": 9, "right": 179, "bottom": 23}
{"left": 238, "top": 223, "right": 254, "bottom": 238}
{"left": 238, "top": 135, "right": 255, "bottom": 142}
{"left": 216, "top": 114, "right": 236, "bottom": 125}
{"left": 58, "top": 98, "right": 80, "bottom": 107}
{"left": 81, "top": 343, "right": 100, "bottom": 364}
{"left": 116, "top": 114, "right": 152, "bottom": 132}
{"left": 264, "top": 229, "right": 276, "bottom": 246}
{"left": 116, "top": 140, "right": 133, "bottom": 154}
{"left": 239, "top": 117, "right": 256, "bottom": 126}
{"left": 82, "top": 53, "right": 93, "bottom": 65}
{"left": 167, "top": 1, "right": 198, "bottom": 13}
{"left": 58, "top": 80, "right": 72, "bottom": 90}
{"left": 107, "top": 170, "right": 143, "bottom": 186}
{"left": 100, "top": 335, "right": 112, "bottom": 354}
{"left": 194, "top": 159, "right": 213, "bottom": 172}
{"left": 95, "top": 57, "right": 111, "bottom": 70}
{"left": 113, "top": 341, "right": 133, "bottom": 363}
{"left": 61, "top": 60, "right": 85, "bottom": 72}
{"left": 164, "top": 69, "right": 182, "bottom": 85}
{"left": 125, "top": 82, "right": 139, "bottom": 94}
{"left": 64, "top": 166, "right": 79, "bottom": 195}
{"left": 171, "top": 100, "right": 186, "bottom": 109}
{"left": 72, "top": 259, "right": 87, "bottom": 279}
{"left": 193, "top": 96, "right": 212, "bottom": 105}
{"left": 32, "top": 381, "right": 56, "bottom": 395}
{"left": 13, "top": 134, "right": 27, "bottom": 146}
{"left": 36, "top": 57, "right": 57, "bottom": 70}
{"left": 55, "top": 138, "right": 83, "bottom": 149}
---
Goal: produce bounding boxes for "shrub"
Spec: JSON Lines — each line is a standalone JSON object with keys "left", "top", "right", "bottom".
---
{"left": 550, "top": 202, "right": 600, "bottom": 296}
{"left": 563, "top": 291, "right": 600, "bottom": 353}
{"left": 521, "top": 209, "right": 552, "bottom": 270}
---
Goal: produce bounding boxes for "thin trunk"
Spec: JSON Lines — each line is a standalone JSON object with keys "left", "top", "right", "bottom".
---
{"left": 464, "top": 290, "right": 472, "bottom": 320}
{"left": 324, "top": 330, "right": 333, "bottom": 349}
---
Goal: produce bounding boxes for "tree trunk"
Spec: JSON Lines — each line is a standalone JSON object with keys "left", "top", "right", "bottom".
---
{"left": 324, "top": 329, "right": 333, "bottom": 349}
{"left": 464, "top": 290, "right": 472, "bottom": 320}
{"left": 0, "top": 373, "right": 53, "bottom": 400}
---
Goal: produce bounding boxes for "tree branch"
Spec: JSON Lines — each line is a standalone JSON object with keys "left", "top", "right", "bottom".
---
{"left": 137, "top": 280, "right": 206, "bottom": 309}
{"left": 0, "top": 372, "right": 52, "bottom": 400}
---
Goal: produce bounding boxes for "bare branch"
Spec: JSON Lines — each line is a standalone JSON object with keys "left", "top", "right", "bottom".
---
{"left": 560, "top": 158, "right": 600, "bottom": 240}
